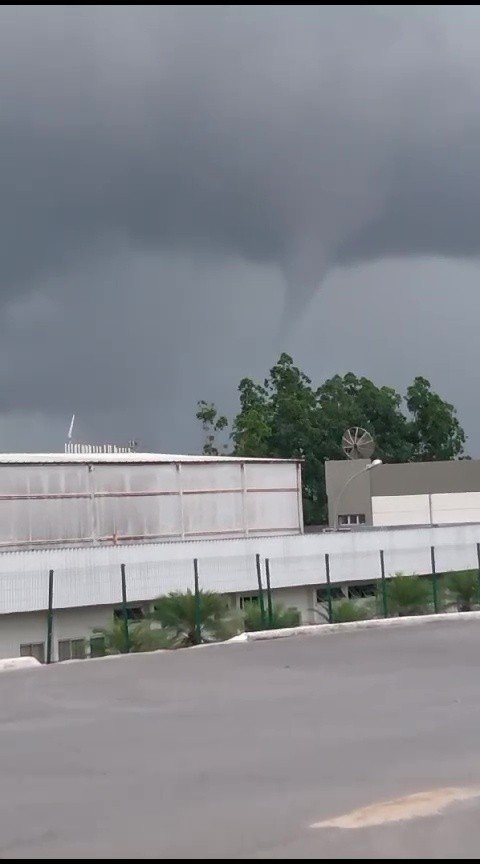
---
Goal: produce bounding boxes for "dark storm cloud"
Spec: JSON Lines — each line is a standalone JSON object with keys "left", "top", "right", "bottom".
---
{"left": 1, "top": 5, "right": 480, "bottom": 449}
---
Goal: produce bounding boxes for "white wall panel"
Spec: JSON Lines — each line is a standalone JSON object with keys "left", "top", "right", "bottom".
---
{"left": 96, "top": 495, "right": 182, "bottom": 540}
{"left": 431, "top": 492, "right": 480, "bottom": 524}
{"left": 93, "top": 464, "right": 179, "bottom": 493}
{"left": 246, "top": 490, "right": 298, "bottom": 532}
{"left": 27, "top": 498, "right": 92, "bottom": 543}
{"left": 180, "top": 463, "right": 241, "bottom": 491}
{"left": 183, "top": 491, "right": 243, "bottom": 536}
{"left": 0, "top": 465, "right": 89, "bottom": 495}
{"left": 0, "top": 498, "right": 92, "bottom": 545}
{"left": 244, "top": 462, "right": 297, "bottom": 490}
{"left": 372, "top": 494, "right": 430, "bottom": 527}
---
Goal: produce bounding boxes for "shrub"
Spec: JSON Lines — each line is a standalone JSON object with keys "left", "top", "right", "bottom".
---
{"left": 332, "top": 600, "right": 368, "bottom": 623}
{"left": 446, "top": 570, "right": 479, "bottom": 612}
{"left": 244, "top": 603, "right": 301, "bottom": 632}
{"left": 150, "top": 590, "right": 241, "bottom": 646}
{"left": 93, "top": 620, "right": 173, "bottom": 655}
{"left": 386, "top": 573, "right": 431, "bottom": 617}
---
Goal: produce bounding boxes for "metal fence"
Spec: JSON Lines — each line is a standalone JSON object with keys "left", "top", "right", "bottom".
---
{"left": 23, "top": 540, "right": 480, "bottom": 663}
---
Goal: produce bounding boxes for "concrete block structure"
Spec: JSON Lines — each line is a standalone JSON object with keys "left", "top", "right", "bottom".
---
{"left": 325, "top": 458, "right": 480, "bottom": 528}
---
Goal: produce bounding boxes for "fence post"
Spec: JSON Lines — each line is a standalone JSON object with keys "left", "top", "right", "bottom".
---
{"left": 46, "top": 569, "right": 54, "bottom": 664}
{"left": 265, "top": 558, "right": 274, "bottom": 627}
{"left": 194, "top": 558, "right": 202, "bottom": 644}
{"left": 120, "top": 563, "right": 130, "bottom": 653}
{"left": 379, "top": 550, "right": 388, "bottom": 618}
{"left": 431, "top": 546, "right": 439, "bottom": 613}
{"left": 325, "top": 553, "right": 333, "bottom": 624}
{"left": 255, "top": 553, "right": 267, "bottom": 628}
{"left": 477, "top": 543, "right": 480, "bottom": 604}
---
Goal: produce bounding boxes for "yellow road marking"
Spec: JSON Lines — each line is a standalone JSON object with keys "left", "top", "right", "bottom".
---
{"left": 312, "top": 787, "right": 480, "bottom": 830}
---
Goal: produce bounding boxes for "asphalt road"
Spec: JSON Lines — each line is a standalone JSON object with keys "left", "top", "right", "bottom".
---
{"left": 1, "top": 621, "right": 480, "bottom": 858}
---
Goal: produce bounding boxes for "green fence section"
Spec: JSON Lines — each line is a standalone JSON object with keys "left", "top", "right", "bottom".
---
{"left": 40, "top": 542, "right": 480, "bottom": 662}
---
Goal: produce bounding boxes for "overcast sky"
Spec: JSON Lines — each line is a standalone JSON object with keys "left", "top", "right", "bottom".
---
{"left": 1, "top": 5, "right": 480, "bottom": 454}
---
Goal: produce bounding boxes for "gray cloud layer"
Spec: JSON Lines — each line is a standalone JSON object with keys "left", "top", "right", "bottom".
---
{"left": 1, "top": 6, "right": 479, "bottom": 451}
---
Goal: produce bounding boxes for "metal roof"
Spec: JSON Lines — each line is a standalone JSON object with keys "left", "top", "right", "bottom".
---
{"left": 0, "top": 452, "right": 299, "bottom": 465}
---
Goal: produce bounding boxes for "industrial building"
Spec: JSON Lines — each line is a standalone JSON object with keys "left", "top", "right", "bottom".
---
{"left": 0, "top": 452, "right": 304, "bottom": 548}
{"left": 2, "top": 451, "right": 480, "bottom": 663}
{"left": 0, "top": 451, "right": 303, "bottom": 661}
{"left": 325, "top": 457, "right": 480, "bottom": 527}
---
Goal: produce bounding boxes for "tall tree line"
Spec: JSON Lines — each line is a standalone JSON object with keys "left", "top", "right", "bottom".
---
{"left": 196, "top": 354, "right": 466, "bottom": 524}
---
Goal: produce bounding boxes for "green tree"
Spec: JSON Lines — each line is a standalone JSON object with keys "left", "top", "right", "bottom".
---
{"left": 196, "top": 400, "right": 228, "bottom": 455}
{"left": 196, "top": 356, "right": 467, "bottom": 524}
{"left": 317, "top": 372, "right": 415, "bottom": 463}
{"left": 407, "top": 376, "right": 465, "bottom": 461}
{"left": 150, "top": 590, "right": 240, "bottom": 647}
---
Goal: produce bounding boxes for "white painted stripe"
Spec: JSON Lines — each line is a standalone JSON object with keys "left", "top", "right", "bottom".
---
{"left": 312, "top": 787, "right": 480, "bottom": 829}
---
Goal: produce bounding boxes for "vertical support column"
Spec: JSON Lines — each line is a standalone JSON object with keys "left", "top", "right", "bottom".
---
{"left": 194, "top": 558, "right": 202, "bottom": 644}
{"left": 87, "top": 463, "right": 99, "bottom": 544}
{"left": 46, "top": 569, "right": 54, "bottom": 664}
{"left": 296, "top": 461, "right": 304, "bottom": 534}
{"left": 177, "top": 463, "right": 185, "bottom": 539}
{"left": 325, "top": 553, "right": 333, "bottom": 624}
{"left": 120, "top": 563, "right": 130, "bottom": 653}
{"left": 241, "top": 462, "right": 248, "bottom": 537}
{"left": 255, "top": 553, "right": 267, "bottom": 628}
{"left": 477, "top": 543, "right": 480, "bottom": 605}
{"left": 431, "top": 546, "right": 439, "bottom": 613}
{"left": 265, "top": 558, "right": 274, "bottom": 627}
{"left": 380, "top": 550, "right": 388, "bottom": 618}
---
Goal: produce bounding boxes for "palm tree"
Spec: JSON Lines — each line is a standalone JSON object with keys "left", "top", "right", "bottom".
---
{"left": 447, "top": 570, "right": 479, "bottom": 612}
{"left": 92, "top": 619, "right": 173, "bottom": 655}
{"left": 244, "top": 603, "right": 300, "bottom": 632}
{"left": 149, "top": 590, "right": 240, "bottom": 647}
{"left": 386, "top": 573, "right": 431, "bottom": 617}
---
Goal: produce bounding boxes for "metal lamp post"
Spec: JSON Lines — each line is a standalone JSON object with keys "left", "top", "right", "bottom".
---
{"left": 332, "top": 459, "right": 382, "bottom": 529}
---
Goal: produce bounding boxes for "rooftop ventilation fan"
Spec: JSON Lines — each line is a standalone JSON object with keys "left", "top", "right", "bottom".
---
{"left": 341, "top": 427, "right": 375, "bottom": 460}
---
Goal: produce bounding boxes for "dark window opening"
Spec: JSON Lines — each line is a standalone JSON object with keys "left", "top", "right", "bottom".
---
{"left": 348, "top": 582, "right": 376, "bottom": 599}
{"left": 316, "top": 586, "right": 344, "bottom": 603}
{"left": 113, "top": 606, "right": 144, "bottom": 621}
{"left": 239, "top": 595, "right": 259, "bottom": 610}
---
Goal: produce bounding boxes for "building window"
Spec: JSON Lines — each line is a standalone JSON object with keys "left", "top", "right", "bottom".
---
{"left": 20, "top": 642, "right": 45, "bottom": 663}
{"left": 239, "top": 595, "right": 259, "bottom": 610}
{"left": 338, "top": 514, "right": 366, "bottom": 526}
{"left": 113, "top": 606, "right": 144, "bottom": 621}
{"left": 348, "top": 582, "right": 377, "bottom": 600}
{"left": 316, "top": 586, "right": 345, "bottom": 603}
{"left": 58, "top": 639, "right": 86, "bottom": 662}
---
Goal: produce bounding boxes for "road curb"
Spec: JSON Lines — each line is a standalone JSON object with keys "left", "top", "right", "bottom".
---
{"left": 230, "top": 610, "right": 480, "bottom": 642}
{"left": 0, "top": 656, "right": 41, "bottom": 672}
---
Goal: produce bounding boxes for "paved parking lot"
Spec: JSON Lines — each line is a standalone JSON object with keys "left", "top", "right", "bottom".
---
{"left": 1, "top": 620, "right": 480, "bottom": 858}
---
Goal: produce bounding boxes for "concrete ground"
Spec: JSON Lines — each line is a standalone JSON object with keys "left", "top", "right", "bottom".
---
{"left": 1, "top": 621, "right": 480, "bottom": 858}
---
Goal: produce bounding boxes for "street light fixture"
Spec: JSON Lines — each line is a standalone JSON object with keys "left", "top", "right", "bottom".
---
{"left": 332, "top": 459, "right": 382, "bottom": 529}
